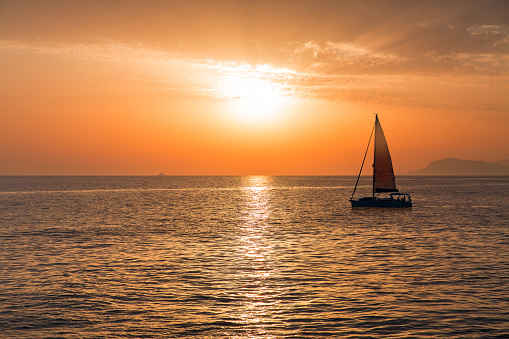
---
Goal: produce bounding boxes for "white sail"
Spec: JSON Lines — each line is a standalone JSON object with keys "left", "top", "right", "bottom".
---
{"left": 373, "top": 115, "right": 398, "bottom": 193}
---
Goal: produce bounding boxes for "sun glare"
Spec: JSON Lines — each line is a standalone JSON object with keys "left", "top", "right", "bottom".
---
{"left": 229, "top": 77, "right": 282, "bottom": 123}
{"left": 217, "top": 64, "right": 296, "bottom": 124}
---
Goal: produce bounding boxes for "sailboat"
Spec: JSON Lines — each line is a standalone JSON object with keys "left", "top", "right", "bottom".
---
{"left": 350, "top": 114, "right": 412, "bottom": 207}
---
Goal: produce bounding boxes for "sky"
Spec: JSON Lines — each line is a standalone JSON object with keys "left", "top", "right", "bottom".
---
{"left": 1, "top": 0, "right": 508, "bottom": 175}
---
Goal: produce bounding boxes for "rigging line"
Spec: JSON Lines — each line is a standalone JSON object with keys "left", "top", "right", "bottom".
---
{"left": 350, "top": 116, "right": 376, "bottom": 200}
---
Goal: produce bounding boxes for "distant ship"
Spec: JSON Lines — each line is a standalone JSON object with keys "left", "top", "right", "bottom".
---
{"left": 158, "top": 172, "right": 166, "bottom": 176}
{"left": 350, "top": 114, "right": 412, "bottom": 207}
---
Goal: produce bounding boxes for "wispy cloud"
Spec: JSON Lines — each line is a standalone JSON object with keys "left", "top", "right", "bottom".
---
{"left": 283, "top": 40, "right": 509, "bottom": 77}
{"left": 2, "top": 38, "right": 508, "bottom": 111}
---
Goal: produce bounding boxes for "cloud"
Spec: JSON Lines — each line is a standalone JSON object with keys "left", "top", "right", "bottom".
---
{"left": 2, "top": 1, "right": 508, "bottom": 55}
{"left": 2, "top": 37, "right": 508, "bottom": 112}
{"left": 282, "top": 39, "right": 509, "bottom": 78}
{"left": 2, "top": 0, "right": 509, "bottom": 112}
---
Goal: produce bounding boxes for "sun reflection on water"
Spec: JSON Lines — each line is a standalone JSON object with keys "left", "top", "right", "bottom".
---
{"left": 236, "top": 176, "right": 279, "bottom": 337}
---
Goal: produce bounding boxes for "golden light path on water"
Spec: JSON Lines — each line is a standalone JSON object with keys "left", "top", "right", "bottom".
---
{"left": 237, "top": 176, "right": 278, "bottom": 338}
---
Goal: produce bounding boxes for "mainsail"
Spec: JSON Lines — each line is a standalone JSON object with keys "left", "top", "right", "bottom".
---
{"left": 373, "top": 115, "right": 398, "bottom": 193}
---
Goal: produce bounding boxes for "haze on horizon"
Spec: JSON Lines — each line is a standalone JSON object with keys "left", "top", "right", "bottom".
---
{"left": 1, "top": 0, "right": 508, "bottom": 175}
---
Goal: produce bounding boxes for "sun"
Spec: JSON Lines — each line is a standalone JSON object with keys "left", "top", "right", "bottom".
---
{"left": 228, "top": 77, "right": 283, "bottom": 123}
{"left": 216, "top": 64, "right": 295, "bottom": 124}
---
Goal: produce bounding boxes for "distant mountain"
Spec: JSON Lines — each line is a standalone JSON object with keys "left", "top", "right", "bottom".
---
{"left": 494, "top": 159, "right": 509, "bottom": 167}
{"left": 409, "top": 158, "right": 509, "bottom": 175}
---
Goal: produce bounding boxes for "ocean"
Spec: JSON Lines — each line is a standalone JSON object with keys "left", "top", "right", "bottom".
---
{"left": 0, "top": 176, "right": 508, "bottom": 338}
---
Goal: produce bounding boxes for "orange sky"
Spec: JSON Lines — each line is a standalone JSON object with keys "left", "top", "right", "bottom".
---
{"left": 1, "top": 0, "right": 508, "bottom": 175}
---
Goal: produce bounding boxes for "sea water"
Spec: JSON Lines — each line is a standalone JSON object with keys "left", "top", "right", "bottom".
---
{"left": 0, "top": 176, "right": 508, "bottom": 338}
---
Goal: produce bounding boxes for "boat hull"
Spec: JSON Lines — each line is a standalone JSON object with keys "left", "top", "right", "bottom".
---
{"left": 350, "top": 197, "right": 412, "bottom": 208}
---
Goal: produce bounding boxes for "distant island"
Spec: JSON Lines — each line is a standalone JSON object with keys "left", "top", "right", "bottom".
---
{"left": 408, "top": 158, "right": 509, "bottom": 175}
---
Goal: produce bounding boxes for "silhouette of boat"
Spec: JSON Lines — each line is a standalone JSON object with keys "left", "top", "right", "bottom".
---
{"left": 350, "top": 114, "right": 412, "bottom": 207}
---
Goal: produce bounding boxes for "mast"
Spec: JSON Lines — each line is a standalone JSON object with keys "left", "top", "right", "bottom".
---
{"left": 350, "top": 115, "right": 376, "bottom": 200}
{"left": 372, "top": 113, "right": 378, "bottom": 197}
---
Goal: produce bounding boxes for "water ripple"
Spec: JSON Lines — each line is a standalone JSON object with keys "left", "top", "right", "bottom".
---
{"left": 0, "top": 176, "right": 508, "bottom": 338}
